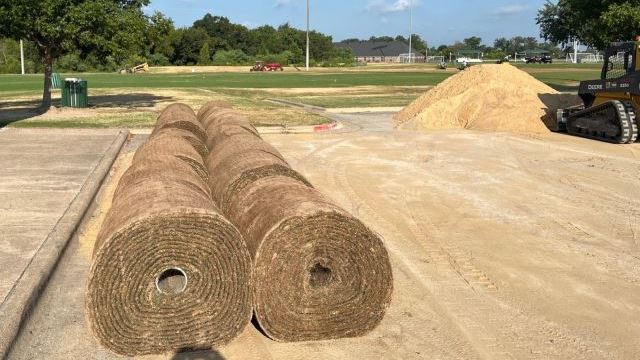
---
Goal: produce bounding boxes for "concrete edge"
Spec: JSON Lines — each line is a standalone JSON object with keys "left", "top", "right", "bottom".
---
{"left": 265, "top": 98, "right": 326, "bottom": 112}
{"left": 325, "top": 107, "right": 403, "bottom": 114}
{"left": 257, "top": 121, "right": 343, "bottom": 135}
{"left": 0, "top": 130, "right": 129, "bottom": 358}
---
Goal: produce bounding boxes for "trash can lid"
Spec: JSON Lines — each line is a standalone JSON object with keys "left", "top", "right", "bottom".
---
{"left": 64, "top": 78, "right": 82, "bottom": 82}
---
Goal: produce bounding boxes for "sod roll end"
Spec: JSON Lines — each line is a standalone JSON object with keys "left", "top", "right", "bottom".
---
{"left": 228, "top": 176, "right": 394, "bottom": 342}
{"left": 86, "top": 208, "right": 252, "bottom": 355}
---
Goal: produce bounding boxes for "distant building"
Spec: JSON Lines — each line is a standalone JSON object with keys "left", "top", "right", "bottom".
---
{"left": 335, "top": 40, "right": 425, "bottom": 63}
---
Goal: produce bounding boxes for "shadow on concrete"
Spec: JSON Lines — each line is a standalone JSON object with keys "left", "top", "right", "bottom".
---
{"left": 538, "top": 93, "right": 582, "bottom": 131}
{"left": 0, "top": 93, "right": 173, "bottom": 128}
{"left": 171, "top": 348, "right": 225, "bottom": 360}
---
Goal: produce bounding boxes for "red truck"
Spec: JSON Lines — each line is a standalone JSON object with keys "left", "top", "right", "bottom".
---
{"left": 250, "top": 61, "right": 284, "bottom": 72}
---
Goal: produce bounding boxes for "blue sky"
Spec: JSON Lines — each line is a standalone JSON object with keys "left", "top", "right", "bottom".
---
{"left": 144, "top": 0, "right": 549, "bottom": 46}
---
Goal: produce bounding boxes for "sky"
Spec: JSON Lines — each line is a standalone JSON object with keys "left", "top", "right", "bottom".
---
{"left": 144, "top": 0, "right": 550, "bottom": 46}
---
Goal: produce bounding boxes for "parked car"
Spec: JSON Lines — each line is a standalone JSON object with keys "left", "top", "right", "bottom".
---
{"left": 525, "top": 55, "right": 553, "bottom": 64}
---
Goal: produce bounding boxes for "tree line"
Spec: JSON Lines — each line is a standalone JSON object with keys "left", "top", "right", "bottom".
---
{"left": 0, "top": 11, "right": 354, "bottom": 75}
{"left": 537, "top": 0, "right": 640, "bottom": 49}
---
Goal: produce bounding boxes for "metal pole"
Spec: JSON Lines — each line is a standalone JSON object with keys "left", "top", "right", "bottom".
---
{"left": 408, "top": 0, "right": 413, "bottom": 63}
{"left": 306, "top": 0, "right": 310, "bottom": 72}
{"left": 20, "top": 39, "right": 25, "bottom": 75}
{"left": 573, "top": 38, "right": 578, "bottom": 64}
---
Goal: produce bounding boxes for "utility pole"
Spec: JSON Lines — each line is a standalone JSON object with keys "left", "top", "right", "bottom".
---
{"left": 408, "top": 0, "right": 413, "bottom": 63}
{"left": 306, "top": 0, "right": 310, "bottom": 72}
{"left": 573, "top": 38, "right": 579, "bottom": 64}
{"left": 20, "top": 39, "right": 25, "bottom": 75}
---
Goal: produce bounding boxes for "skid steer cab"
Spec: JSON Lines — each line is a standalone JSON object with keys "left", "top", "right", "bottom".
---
{"left": 557, "top": 41, "right": 640, "bottom": 144}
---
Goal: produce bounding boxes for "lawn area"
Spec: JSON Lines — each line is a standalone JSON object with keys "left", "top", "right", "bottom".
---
{"left": 0, "top": 71, "right": 451, "bottom": 93}
{"left": 0, "top": 64, "right": 602, "bottom": 128}
{"left": 0, "top": 87, "right": 330, "bottom": 128}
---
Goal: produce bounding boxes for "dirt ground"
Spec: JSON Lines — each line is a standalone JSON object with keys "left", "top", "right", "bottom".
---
{"left": 8, "top": 112, "right": 640, "bottom": 359}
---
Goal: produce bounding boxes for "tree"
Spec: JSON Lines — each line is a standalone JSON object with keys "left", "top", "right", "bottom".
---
{"left": 537, "top": 0, "right": 640, "bottom": 49}
{"left": 247, "top": 25, "right": 280, "bottom": 55}
{"left": 198, "top": 43, "right": 211, "bottom": 65}
{"left": 146, "top": 11, "right": 175, "bottom": 60}
{"left": 170, "top": 27, "right": 210, "bottom": 65}
{"left": 193, "top": 13, "right": 249, "bottom": 53}
{"left": 463, "top": 36, "right": 483, "bottom": 49}
{"left": 410, "top": 34, "right": 427, "bottom": 54}
{"left": 0, "top": 0, "right": 150, "bottom": 109}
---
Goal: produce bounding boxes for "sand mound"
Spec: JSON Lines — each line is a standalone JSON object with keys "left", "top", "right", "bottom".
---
{"left": 395, "top": 64, "right": 566, "bottom": 134}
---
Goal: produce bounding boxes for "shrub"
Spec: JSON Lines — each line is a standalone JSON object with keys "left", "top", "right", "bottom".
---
{"left": 212, "top": 49, "right": 250, "bottom": 65}
{"left": 148, "top": 53, "right": 171, "bottom": 66}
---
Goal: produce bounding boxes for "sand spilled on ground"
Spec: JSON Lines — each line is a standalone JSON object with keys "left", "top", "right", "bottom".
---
{"left": 394, "top": 64, "right": 570, "bottom": 134}
{"left": 78, "top": 152, "right": 133, "bottom": 259}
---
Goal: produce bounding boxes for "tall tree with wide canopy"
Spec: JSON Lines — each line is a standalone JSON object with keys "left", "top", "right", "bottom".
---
{"left": 0, "top": 0, "right": 150, "bottom": 109}
{"left": 537, "top": 0, "right": 640, "bottom": 49}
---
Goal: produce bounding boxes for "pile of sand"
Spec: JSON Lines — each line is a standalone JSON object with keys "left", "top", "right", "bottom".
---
{"left": 395, "top": 64, "right": 571, "bottom": 134}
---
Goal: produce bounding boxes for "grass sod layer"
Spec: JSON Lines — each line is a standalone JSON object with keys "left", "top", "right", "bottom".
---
{"left": 199, "top": 105, "right": 394, "bottom": 341}
{"left": 0, "top": 64, "right": 601, "bottom": 93}
{"left": 86, "top": 105, "right": 252, "bottom": 356}
{"left": 0, "top": 71, "right": 451, "bottom": 92}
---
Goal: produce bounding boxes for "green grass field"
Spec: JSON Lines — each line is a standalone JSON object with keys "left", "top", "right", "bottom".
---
{"left": 0, "top": 64, "right": 602, "bottom": 128}
{"left": 0, "top": 71, "right": 451, "bottom": 93}
{"left": 0, "top": 66, "right": 600, "bottom": 93}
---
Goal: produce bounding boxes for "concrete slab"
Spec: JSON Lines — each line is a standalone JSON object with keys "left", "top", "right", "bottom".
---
{"left": 0, "top": 128, "right": 127, "bottom": 357}
{"left": 0, "top": 129, "right": 122, "bottom": 305}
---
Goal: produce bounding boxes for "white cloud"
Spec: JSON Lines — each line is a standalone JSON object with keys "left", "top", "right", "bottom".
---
{"left": 492, "top": 4, "right": 528, "bottom": 17}
{"left": 366, "top": 0, "right": 415, "bottom": 14}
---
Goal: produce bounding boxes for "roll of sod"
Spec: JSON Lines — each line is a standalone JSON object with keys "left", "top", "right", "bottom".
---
{"left": 197, "top": 100, "right": 233, "bottom": 122}
{"left": 153, "top": 103, "right": 207, "bottom": 144}
{"left": 198, "top": 105, "right": 251, "bottom": 131}
{"left": 224, "top": 175, "right": 393, "bottom": 342}
{"left": 86, "top": 113, "right": 252, "bottom": 356}
{"left": 201, "top": 105, "right": 393, "bottom": 341}
{"left": 114, "top": 156, "right": 211, "bottom": 201}
{"left": 152, "top": 127, "right": 209, "bottom": 162}
{"left": 206, "top": 145, "right": 312, "bottom": 213}
{"left": 133, "top": 134, "right": 209, "bottom": 185}
{"left": 205, "top": 121, "right": 260, "bottom": 151}
{"left": 204, "top": 130, "right": 309, "bottom": 208}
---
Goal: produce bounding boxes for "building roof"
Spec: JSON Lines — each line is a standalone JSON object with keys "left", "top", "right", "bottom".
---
{"left": 335, "top": 40, "right": 419, "bottom": 57}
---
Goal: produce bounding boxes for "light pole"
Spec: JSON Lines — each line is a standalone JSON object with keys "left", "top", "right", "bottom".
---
{"left": 306, "top": 0, "right": 310, "bottom": 72}
{"left": 20, "top": 39, "right": 25, "bottom": 75}
{"left": 408, "top": 0, "right": 413, "bottom": 64}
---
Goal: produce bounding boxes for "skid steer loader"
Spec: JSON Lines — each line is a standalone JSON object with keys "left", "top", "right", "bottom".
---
{"left": 557, "top": 41, "right": 640, "bottom": 143}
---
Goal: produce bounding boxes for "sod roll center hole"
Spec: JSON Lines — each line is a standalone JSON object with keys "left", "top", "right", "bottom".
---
{"left": 156, "top": 267, "right": 188, "bottom": 295}
{"left": 309, "top": 263, "right": 332, "bottom": 288}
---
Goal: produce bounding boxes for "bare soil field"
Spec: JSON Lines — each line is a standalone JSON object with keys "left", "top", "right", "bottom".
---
{"left": 9, "top": 112, "right": 640, "bottom": 359}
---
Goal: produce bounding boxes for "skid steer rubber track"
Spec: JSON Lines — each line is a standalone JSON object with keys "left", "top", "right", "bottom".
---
{"left": 566, "top": 100, "right": 634, "bottom": 144}
{"left": 623, "top": 101, "right": 638, "bottom": 143}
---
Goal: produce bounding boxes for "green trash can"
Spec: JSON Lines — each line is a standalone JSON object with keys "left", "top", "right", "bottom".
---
{"left": 61, "top": 78, "right": 88, "bottom": 108}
